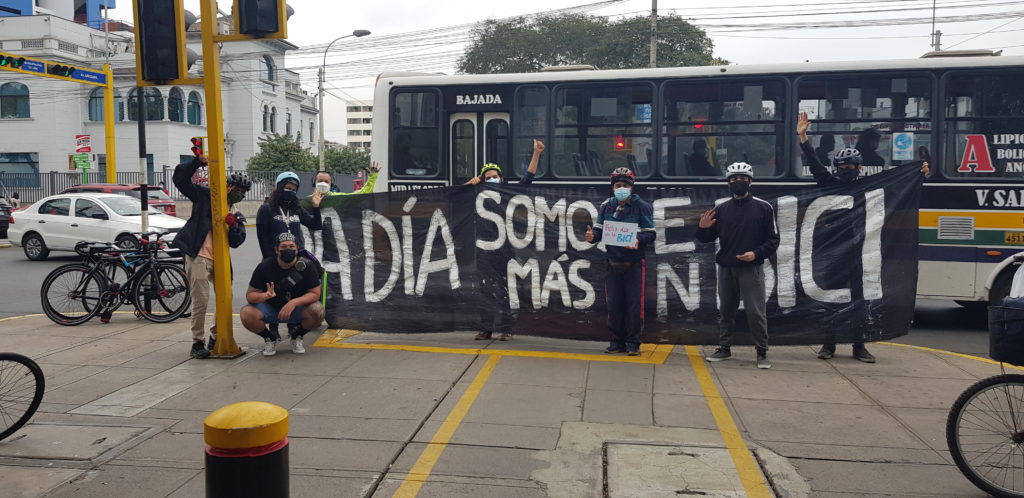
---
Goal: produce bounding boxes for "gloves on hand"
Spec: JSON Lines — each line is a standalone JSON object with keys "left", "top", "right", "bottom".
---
{"left": 225, "top": 213, "right": 240, "bottom": 228}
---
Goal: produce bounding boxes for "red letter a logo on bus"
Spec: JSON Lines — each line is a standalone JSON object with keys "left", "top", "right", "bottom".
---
{"left": 958, "top": 134, "right": 996, "bottom": 173}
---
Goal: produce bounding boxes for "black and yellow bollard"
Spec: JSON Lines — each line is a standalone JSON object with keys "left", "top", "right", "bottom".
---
{"left": 204, "top": 401, "right": 289, "bottom": 497}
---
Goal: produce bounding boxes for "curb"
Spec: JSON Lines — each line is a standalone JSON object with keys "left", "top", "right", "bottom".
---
{"left": 0, "top": 238, "right": 10, "bottom": 249}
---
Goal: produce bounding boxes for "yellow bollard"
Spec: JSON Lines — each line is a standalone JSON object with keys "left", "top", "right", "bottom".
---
{"left": 204, "top": 401, "right": 289, "bottom": 497}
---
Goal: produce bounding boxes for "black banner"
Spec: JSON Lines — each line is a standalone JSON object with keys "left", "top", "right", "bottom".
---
{"left": 301, "top": 166, "right": 922, "bottom": 345}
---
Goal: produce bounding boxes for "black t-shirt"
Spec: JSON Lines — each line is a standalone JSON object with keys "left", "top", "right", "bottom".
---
{"left": 248, "top": 256, "right": 320, "bottom": 308}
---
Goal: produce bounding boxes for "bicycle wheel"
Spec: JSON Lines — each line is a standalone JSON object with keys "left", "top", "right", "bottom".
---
{"left": 40, "top": 264, "right": 106, "bottom": 326}
{"left": 131, "top": 263, "right": 190, "bottom": 323}
{"left": 0, "top": 352, "right": 45, "bottom": 441}
{"left": 947, "top": 373, "right": 1024, "bottom": 497}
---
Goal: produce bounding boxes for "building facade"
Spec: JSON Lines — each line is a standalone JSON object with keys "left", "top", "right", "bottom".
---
{"left": 345, "top": 99, "right": 372, "bottom": 151}
{"left": 0, "top": 12, "right": 317, "bottom": 179}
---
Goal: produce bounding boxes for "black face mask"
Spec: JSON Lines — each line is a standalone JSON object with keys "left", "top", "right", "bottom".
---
{"left": 279, "top": 249, "right": 297, "bottom": 263}
{"left": 729, "top": 180, "right": 750, "bottom": 197}
{"left": 280, "top": 190, "right": 297, "bottom": 204}
{"left": 227, "top": 190, "right": 245, "bottom": 205}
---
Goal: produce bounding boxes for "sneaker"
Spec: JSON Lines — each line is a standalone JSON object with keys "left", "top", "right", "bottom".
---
{"left": 605, "top": 344, "right": 627, "bottom": 354}
{"left": 817, "top": 344, "right": 835, "bottom": 360}
{"left": 291, "top": 337, "right": 305, "bottom": 354}
{"left": 853, "top": 344, "right": 876, "bottom": 363}
{"left": 474, "top": 332, "right": 492, "bottom": 340}
{"left": 262, "top": 339, "right": 277, "bottom": 357}
{"left": 756, "top": 353, "right": 771, "bottom": 369}
{"left": 626, "top": 346, "right": 640, "bottom": 356}
{"left": 206, "top": 334, "right": 217, "bottom": 353}
{"left": 190, "top": 341, "right": 210, "bottom": 359}
{"left": 705, "top": 348, "right": 731, "bottom": 362}
{"left": 499, "top": 333, "right": 513, "bottom": 341}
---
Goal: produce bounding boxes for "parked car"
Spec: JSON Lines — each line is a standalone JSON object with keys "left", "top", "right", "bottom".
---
{"left": 9, "top": 193, "right": 185, "bottom": 261}
{"left": 0, "top": 198, "right": 11, "bottom": 239}
{"left": 60, "top": 184, "right": 177, "bottom": 216}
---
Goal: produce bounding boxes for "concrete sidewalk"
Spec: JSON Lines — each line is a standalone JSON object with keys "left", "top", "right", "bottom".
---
{"left": 0, "top": 313, "right": 1004, "bottom": 497}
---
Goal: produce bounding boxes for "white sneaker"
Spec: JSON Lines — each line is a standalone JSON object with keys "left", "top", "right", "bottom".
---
{"left": 262, "top": 339, "right": 277, "bottom": 356}
{"left": 291, "top": 337, "right": 305, "bottom": 354}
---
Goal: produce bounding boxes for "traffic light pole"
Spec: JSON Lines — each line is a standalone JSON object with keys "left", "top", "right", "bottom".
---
{"left": 136, "top": 86, "right": 149, "bottom": 232}
{"left": 103, "top": 64, "right": 117, "bottom": 183}
{"left": 199, "top": 0, "right": 241, "bottom": 358}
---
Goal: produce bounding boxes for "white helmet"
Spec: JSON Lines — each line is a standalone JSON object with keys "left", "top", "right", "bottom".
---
{"left": 726, "top": 162, "right": 754, "bottom": 179}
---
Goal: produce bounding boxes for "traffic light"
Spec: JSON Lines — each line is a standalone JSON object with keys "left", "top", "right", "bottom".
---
{"left": 191, "top": 137, "right": 204, "bottom": 156}
{"left": 613, "top": 135, "right": 626, "bottom": 150}
{"left": 132, "top": 0, "right": 198, "bottom": 84}
{"left": 47, "top": 64, "right": 75, "bottom": 77}
{"left": 234, "top": 0, "right": 292, "bottom": 39}
{"left": 0, "top": 55, "right": 25, "bottom": 69}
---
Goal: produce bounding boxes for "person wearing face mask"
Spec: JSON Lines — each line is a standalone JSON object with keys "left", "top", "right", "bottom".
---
{"left": 697, "top": 162, "right": 779, "bottom": 369}
{"left": 241, "top": 233, "right": 325, "bottom": 356}
{"left": 255, "top": 172, "right": 324, "bottom": 259}
{"left": 584, "top": 167, "right": 656, "bottom": 356}
{"left": 797, "top": 112, "right": 929, "bottom": 363}
{"left": 464, "top": 139, "right": 544, "bottom": 187}
{"left": 171, "top": 154, "right": 252, "bottom": 359}
{"left": 312, "top": 161, "right": 381, "bottom": 195}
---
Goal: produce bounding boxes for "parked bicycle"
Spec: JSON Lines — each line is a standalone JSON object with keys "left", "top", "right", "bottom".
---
{"left": 0, "top": 352, "right": 45, "bottom": 441}
{"left": 947, "top": 256, "right": 1024, "bottom": 497}
{"left": 40, "top": 232, "right": 191, "bottom": 326}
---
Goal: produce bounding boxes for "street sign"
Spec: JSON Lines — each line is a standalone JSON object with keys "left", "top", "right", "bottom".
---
{"left": 73, "top": 154, "right": 90, "bottom": 169}
{"left": 76, "top": 135, "right": 92, "bottom": 153}
{"left": 19, "top": 59, "right": 44, "bottom": 74}
{"left": 71, "top": 68, "right": 107, "bottom": 85}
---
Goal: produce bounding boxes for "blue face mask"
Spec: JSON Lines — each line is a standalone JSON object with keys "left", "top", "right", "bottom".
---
{"left": 485, "top": 178, "right": 500, "bottom": 184}
{"left": 837, "top": 168, "right": 860, "bottom": 183}
{"left": 614, "top": 187, "right": 631, "bottom": 202}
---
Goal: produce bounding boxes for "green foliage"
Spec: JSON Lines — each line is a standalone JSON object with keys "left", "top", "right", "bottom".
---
{"left": 324, "top": 146, "right": 371, "bottom": 174}
{"left": 458, "top": 13, "right": 727, "bottom": 74}
{"left": 246, "top": 134, "right": 317, "bottom": 172}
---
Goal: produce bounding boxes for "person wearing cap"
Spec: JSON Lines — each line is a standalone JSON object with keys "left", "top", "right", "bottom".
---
{"left": 312, "top": 161, "right": 381, "bottom": 196}
{"left": 798, "top": 112, "right": 929, "bottom": 363}
{"left": 465, "top": 140, "right": 544, "bottom": 341}
{"left": 697, "top": 162, "right": 779, "bottom": 369}
{"left": 171, "top": 154, "right": 252, "bottom": 359}
{"left": 255, "top": 172, "right": 325, "bottom": 260}
{"left": 241, "top": 232, "right": 325, "bottom": 356}
{"left": 584, "top": 167, "right": 656, "bottom": 356}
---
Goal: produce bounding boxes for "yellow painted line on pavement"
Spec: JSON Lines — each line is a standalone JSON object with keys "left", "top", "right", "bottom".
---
{"left": 392, "top": 354, "right": 502, "bottom": 498}
{"left": 685, "top": 345, "right": 772, "bottom": 498}
{"left": 0, "top": 313, "right": 46, "bottom": 322}
{"left": 880, "top": 341, "right": 1024, "bottom": 371}
{"left": 313, "top": 328, "right": 674, "bottom": 364}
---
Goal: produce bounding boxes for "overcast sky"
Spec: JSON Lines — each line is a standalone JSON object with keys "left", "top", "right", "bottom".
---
{"left": 103, "top": 0, "right": 1024, "bottom": 142}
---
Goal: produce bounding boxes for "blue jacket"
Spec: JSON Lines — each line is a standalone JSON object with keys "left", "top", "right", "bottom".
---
{"left": 591, "top": 194, "right": 656, "bottom": 262}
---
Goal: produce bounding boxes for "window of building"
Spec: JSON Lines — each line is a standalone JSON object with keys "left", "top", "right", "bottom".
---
{"left": 347, "top": 118, "right": 360, "bottom": 124}
{"left": 553, "top": 84, "right": 653, "bottom": 178}
{"left": 0, "top": 153, "right": 40, "bottom": 184}
{"left": 87, "top": 87, "right": 125, "bottom": 122}
{"left": 943, "top": 71, "right": 1024, "bottom": 178}
{"left": 664, "top": 80, "right": 785, "bottom": 178}
{"left": 0, "top": 82, "right": 30, "bottom": 119}
{"left": 187, "top": 91, "right": 202, "bottom": 125}
{"left": 310, "top": 122, "right": 315, "bottom": 143}
{"left": 391, "top": 91, "right": 440, "bottom": 178}
{"left": 286, "top": 110, "right": 292, "bottom": 136}
{"left": 347, "top": 106, "right": 359, "bottom": 112}
{"left": 127, "top": 87, "right": 164, "bottom": 121}
{"left": 168, "top": 87, "right": 184, "bottom": 122}
{"left": 262, "top": 105, "right": 270, "bottom": 132}
{"left": 798, "top": 75, "right": 932, "bottom": 178}
{"left": 262, "top": 55, "right": 276, "bottom": 81}
{"left": 270, "top": 106, "right": 277, "bottom": 133}
{"left": 298, "top": 120, "right": 303, "bottom": 142}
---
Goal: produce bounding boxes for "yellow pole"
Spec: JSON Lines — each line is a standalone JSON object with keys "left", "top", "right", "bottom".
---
{"left": 102, "top": 64, "right": 117, "bottom": 183}
{"left": 199, "top": 0, "right": 239, "bottom": 357}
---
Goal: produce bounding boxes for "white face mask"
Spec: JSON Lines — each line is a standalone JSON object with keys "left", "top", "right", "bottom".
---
{"left": 485, "top": 178, "right": 500, "bottom": 184}
{"left": 315, "top": 182, "right": 331, "bottom": 193}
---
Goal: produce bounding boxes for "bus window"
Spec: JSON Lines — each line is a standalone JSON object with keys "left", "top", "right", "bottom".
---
{"left": 485, "top": 119, "right": 510, "bottom": 172}
{"left": 391, "top": 91, "right": 441, "bottom": 178}
{"left": 452, "top": 119, "right": 475, "bottom": 180}
{"left": 514, "top": 86, "right": 548, "bottom": 178}
{"left": 552, "top": 84, "right": 654, "bottom": 179}
{"left": 797, "top": 76, "right": 932, "bottom": 178}
{"left": 662, "top": 80, "right": 784, "bottom": 179}
{"left": 943, "top": 72, "right": 1024, "bottom": 179}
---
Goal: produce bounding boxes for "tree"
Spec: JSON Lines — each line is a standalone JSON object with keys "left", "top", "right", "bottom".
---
{"left": 246, "top": 134, "right": 317, "bottom": 171}
{"left": 324, "top": 146, "right": 371, "bottom": 174}
{"left": 458, "top": 13, "right": 727, "bottom": 74}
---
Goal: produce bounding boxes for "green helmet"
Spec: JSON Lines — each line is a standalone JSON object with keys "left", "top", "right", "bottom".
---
{"left": 479, "top": 163, "right": 502, "bottom": 176}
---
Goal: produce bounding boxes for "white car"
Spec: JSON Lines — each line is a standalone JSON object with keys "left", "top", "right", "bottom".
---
{"left": 9, "top": 193, "right": 186, "bottom": 261}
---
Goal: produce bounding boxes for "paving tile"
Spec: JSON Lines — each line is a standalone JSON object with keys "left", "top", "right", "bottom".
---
{"left": 831, "top": 346, "right": 977, "bottom": 380}
{"left": 0, "top": 466, "right": 84, "bottom": 498}
{"left": 486, "top": 356, "right": 587, "bottom": 388}
{"left": 848, "top": 375, "right": 978, "bottom": 409}
{"left": 714, "top": 368, "right": 874, "bottom": 405}
{"left": 652, "top": 362, "right": 704, "bottom": 396}
{"left": 289, "top": 436, "right": 403, "bottom": 472}
{"left": 291, "top": 375, "right": 454, "bottom": 419}
{"left": 582, "top": 389, "right": 653, "bottom": 425}
{"left": 791, "top": 459, "right": 987, "bottom": 496}
{"left": 390, "top": 443, "right": 546, "bottom": 480}
{"left": 43, "top": 366, "right": 161, "bottom": 406}
{"left": 154, "top": 371, "right": 332, "bottom": 411}
{"left": 338, "top": 349, "right": 475, "bottom": 381}
{"left": 653, "top": 393, "right": 718, "bottom": 430}
{"left": 585, "top": 362, "right": 653, "bottom": 392}
{"left": 413, "top": 420, "right": 562, "bottom": 450}
{"left": 44, "top": 464, "right": 200, "bottom": 498}
{"left": 458, "top": 383, "right": 583, "bottom": 428}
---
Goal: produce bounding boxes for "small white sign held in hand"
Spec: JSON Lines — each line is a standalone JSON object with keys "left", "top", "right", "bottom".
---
{"left": 602, "top": 221, "right": 639, "bottom": 247}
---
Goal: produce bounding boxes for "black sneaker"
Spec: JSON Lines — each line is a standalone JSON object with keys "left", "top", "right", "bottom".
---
{"left": 206, "top": 334, "right": 217, "bottom": 352}
{"left": 817, "top": 344, "right": 835, "bottom": 360}
{"left": 756, "top": 352, "right": 771, "bottom": 369}
{"left": 190, "top": 341, "right": 210, "bottom": 359}
{"left": 605, "top": 344, "right": 627, "bottom": 354}
{"left": 626, "top": 346, "right": 640, "bottom": 356}
{"left": 853, "top": 344, "right": 876, "bottom": 363}
{"left": 706, "top": 348, "right": 731, "bottom": 362}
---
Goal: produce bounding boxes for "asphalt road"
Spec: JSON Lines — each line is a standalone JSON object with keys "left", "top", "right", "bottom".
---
{"left": 0, "top": 240, "right": 992, "bottom": 357}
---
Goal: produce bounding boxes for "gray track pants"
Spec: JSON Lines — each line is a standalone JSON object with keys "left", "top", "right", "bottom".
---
{"left": 717, "top": 265, "right": 768, "bottom": 352}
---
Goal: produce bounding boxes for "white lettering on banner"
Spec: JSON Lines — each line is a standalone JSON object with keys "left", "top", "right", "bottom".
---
{"left": 657, "top": 262, "right": 700, "bottom": 320}
{"left": 508, "top": 259, "right": 541, "bottom": 310}
{"left": 568, "top": 259, "right": 595, "bottom": 309}
{"left": 506, "top": 195, "right": 536, "bottom": 249}
{"left": 363, "top": 210, "right": 402, "bottom": 303}
{"left": 317, "top": 208, "right": 354, "bottom": 300}
{"left": 541, "top": 255, "right": 572, "bottom": 308}
{"left": 415, "top": 208, "right": 461, "bottom": 296}
{"left": 996, "top": 149, "right": 1024, "bottom": 159}
{"left": 653, "top": 197, "right": 694, "bottom": 254}
{"left": 402, "top": 197, "right": 418, "bottom": 295}
{"left": 567, "top": 200, "right": 600, "bottom": 252}
{"left": 862, "top": 189, "right": 885, "bottom": 300}
{"left": 992, "top": 134, "right": 1024, "bottom": 145}
{"left": 800, "top": 195, "right": 855, "bottom": 303}
{"left": 475, "top": 191, "right": 506, "bottom": 250}
{"left": 456, "top": 94, "right": 503, "bottom": 105}
{"left": 534, "top": 197, "right": 568, "bottom": 252}
{"left": 775, "top": 196, "right": 798, "bottom": 308}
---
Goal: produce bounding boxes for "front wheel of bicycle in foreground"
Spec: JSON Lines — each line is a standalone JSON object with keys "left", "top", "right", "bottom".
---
{"left": 0, "top": 352, "right": 45, "bottom": 441}
{"left": 947, "top": 373, "right": 1024, "bottom": 498}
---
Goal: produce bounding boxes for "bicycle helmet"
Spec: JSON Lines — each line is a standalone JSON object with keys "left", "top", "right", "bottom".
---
{"left": 610, "top": 167, "right": 636, "bottom": 186}
{"left": 226, "top": 171, "right": 252, "bottom": 190}
{"left": 480, "top": 163, "right": 502, "bottom": 176}
{"left": 275, "top": 171, "right": 300, "bottom": 188}
{"left": 726, "top": 162, "right": 754, "bottom": 179}
{"left": 833, "top": 148, "right": 863, "bottom": 167}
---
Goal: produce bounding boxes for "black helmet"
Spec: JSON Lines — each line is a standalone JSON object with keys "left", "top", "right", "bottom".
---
{"left": 227, "top": 171, "right": 252, "bottom": 190}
